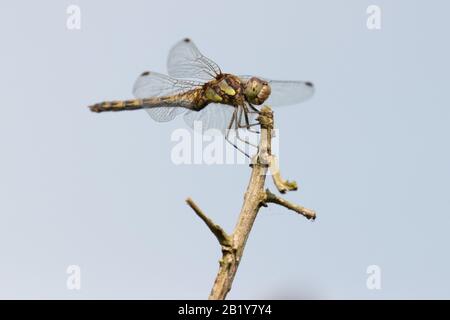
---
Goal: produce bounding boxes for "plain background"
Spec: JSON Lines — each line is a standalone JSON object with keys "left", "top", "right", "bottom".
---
{"left": 0, "top": 0, "right": 449, "bottom": 299}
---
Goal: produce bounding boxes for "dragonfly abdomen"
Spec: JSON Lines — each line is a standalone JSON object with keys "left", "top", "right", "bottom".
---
{"left": 89, "top": 92, "right": 199, "bottom": 113}
{"left": 89, "top": 99, "right": 145, "bottom": 113}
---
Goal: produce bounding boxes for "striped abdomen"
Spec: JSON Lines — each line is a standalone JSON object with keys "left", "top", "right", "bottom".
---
{"left": 89, "top": 99, "right": 144, "bottom": 112}
{"left": 88, "top": 91, "right": 201, "bottom": 113}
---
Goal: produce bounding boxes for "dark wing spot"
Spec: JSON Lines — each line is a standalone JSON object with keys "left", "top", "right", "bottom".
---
{"left": 305, "top": 82, "right": 314, "bottom": 87}
{"left": 183, "top": 38, "right": 191, "bottom": 43}
{"left": 141, "top": 71, "right": 150, "bottom": 76}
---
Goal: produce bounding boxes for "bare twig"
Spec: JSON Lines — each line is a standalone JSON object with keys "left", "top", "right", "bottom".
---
{"left": 186, "top": 198, "right": 231, "bottom": 247}
{"left": 264, "top": 189, "right": 316, "bottom": 220}
{"left": 269, "top": 155, "right": 298, "bottom": 193}
{"left": 186, "top": 105, "right": 316, "bottom": 300}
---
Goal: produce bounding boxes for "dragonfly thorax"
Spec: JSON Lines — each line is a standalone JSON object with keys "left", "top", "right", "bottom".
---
{"left": 203, "top": 74, "right": 244, "bottom": 106}
{"left": 243, "top": 77, "right": 271, "bottom": 105}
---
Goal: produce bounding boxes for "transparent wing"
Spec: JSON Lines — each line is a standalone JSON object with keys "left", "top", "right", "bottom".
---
{"left": 133, "top": 71, "right": 202, "bottom": 122}
{"left": 240, "top": 76, "right": 315, "bottom": 107}
{"left": 133, "top": 70, "right": 202, "bottom": 98}
{"left": 167, "top": 38, "right": 221, "bottom": 82}
{"left": 144, "top": 107, "right": 186, "bottom": 122}
{"left": 266, "top": 80, "right": 314, "bottom": 106}
{"left": 183, "top": 104, "right": 236, "bottom": 136}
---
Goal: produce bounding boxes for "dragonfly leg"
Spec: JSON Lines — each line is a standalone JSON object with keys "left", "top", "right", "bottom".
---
{"left": 236, "top": 106, "right": 258, "bottom": 148}
{"left": 240, "top": 123, "right": 260, "bottom": 128}
{"left": 225, "top": 109, "right": 251, "bottom": 158}
{"left": 234, "top": 131, "right": 258, "bottom": 148}
{"left": 238, "top": 104, "right": 260, "bottom": 134}
{"left": 244, "top": 110, "right": 260, "bottom": 134}
{"left": 248, "top": 103, "right": 261, "bottom": 113}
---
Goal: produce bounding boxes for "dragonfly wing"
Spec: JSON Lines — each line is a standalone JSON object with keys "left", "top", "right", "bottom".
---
{"left": 133, "top": 71, "right": 202, "bottom": 122}
{"left": 239, "top": 76, "right": 315, "bottom": 107}
{"left": 144, "top": 106, "right": 186, "bottom": 122}
{"left": 183, "top": 103, "right": 236, "bottom": 135}
{"left": 266, "top": 80, "right": 314, "bottom": 106}
{"left": 167, "top": 38, "right": 221, "bottom": 82}
{"left": 133, "top": 70, "right": 202, "bottom": 98}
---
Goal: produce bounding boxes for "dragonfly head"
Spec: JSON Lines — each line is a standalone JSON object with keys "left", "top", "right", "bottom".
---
{"left": 243, "top": 77, "right": 271, "bottom": 105}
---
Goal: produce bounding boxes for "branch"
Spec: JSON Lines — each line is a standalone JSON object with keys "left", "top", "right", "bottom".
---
{"left": 186, "top": 198, "right": 231, "bottom": 247}
{"left": 185, "top": 105, "right": 317, "bottom": 300}
{"left": 264, "top": 189, "right": 316, "bottom": 220}
{"left": 269, "top": 155, "right": 298, "bottom": 193}
{"left": 207, "top": 106, "right": 274, "bottom": 300}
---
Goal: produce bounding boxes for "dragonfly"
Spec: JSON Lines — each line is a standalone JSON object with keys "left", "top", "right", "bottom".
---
{"left": 88, "top": 38, "right": 314, "bottom": 156}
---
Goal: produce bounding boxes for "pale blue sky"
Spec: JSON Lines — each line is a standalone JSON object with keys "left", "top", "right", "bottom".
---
{"left": 0, "top": 0, "right": 449, "bottom": 299}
